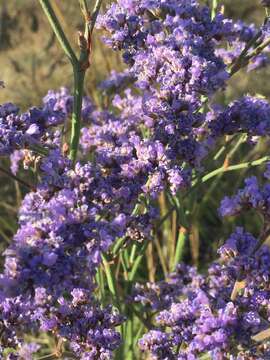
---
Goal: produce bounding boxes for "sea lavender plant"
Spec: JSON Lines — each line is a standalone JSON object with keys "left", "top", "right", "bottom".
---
{"left": 1, "top": 0, "right": 270, "bottom": 359}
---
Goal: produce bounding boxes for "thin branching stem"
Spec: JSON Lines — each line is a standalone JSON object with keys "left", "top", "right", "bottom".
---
{"left": 39, "top": 0, "right": 103, "bottom": 164}
{"left": 38, "top": 0, "right": 78, "bottom": 67}
{"left": 158, "top": 155, "right": 270, "bottom": 228}
{"left": 89, "top": 0, "right": 103, "bottom": 34}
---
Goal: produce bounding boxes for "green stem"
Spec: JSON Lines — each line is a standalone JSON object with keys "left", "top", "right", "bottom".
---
{"left": 129, "top": 243, "right": 138, "bottom": 264}
{"left": 120, "top": 251, "right": 129, "bottom": 278}
{"left": 89, "top": 0, "right": 103, "bottom": 34}
{"left": 229, "top": 15, "right": 269, "bottom": 76}
{"left": 246, "top": 37, "right": 270, "bottom": 61}
{"left": 173, "top": 227, "right": 188, "bottom": 269}
{"left": 134, "top": 324, "right": 145, "bottom": 350}
{"left": 38, "top": 0, "right": 78, "bottom": 67}
{"left": 95, "top": 267, "right": 105, "bottom": 302}
{"left": 211, "top": 0, "right": 218, "bottom": 19}
{"left": 69, "top": 68, "right": 85, "bottom": 162}
{"left": 158, "top": 155, "right": 270, "bottom": 228}
{"left": 101, "top": 254, "right": 117, "bottom": 298}
{"left": 69, "top": 1, "right": 103, "bottom": 163}
{"left": 128, "top": 242, "right": 148, "bottom": 281}
{"left": 124, "top": 316, "right": 134, "bottom": 359}
{"left": 197, "top": 155, "right": 270, "bottom": 185}
{"left": 112, "top": 236, "right": 127, "bottom": 256}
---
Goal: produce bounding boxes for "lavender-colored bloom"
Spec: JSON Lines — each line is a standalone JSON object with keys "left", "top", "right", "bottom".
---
{"left": 10, "top": 150, "right": 25, "bottom": 174}
{"left": 138, "top": 240, "right": 270, "bottom": 358}
{"left": 99, "top": 69, "right": 135, "bottom": 94}
{"left": 219, "top": 174, "right": 270, "bottom": 218}
{"left": 208, "top": 96, "right": 270, "bottom": 141}
{"left": 17, "top": 343, "right": 40, "bottom": 360}
{"left": 2, "top": 0, "right": 270, "bottom": 358}
{"left": 247, "top": 53, "right": 270, "bottom": 72}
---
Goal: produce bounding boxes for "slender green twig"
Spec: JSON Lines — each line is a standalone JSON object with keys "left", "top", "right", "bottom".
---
{"left": 211, "top": 0, "right": 218, "bottom": 19}
{"left": 229, "top": 15, "right": 270, "bottom": 76}
{"left": 101, "top": 253, "right": 118, "bottom": 297}
{"left": 128, "top": 242, "right": 148, "bottom": 281}
{"left": 39, "top": 0, "right": 103, "bottom": 164}
{"left": 38, "top": 0, "right": 78, "bottom": 67}
{"left": 69, "top": 0, "right": 103, "bottom": 163}
{"left": 173, "top": 227, "right": 188, "bottom": 270}
{"left": 89, "top": 0, "right": 103, "bottom": 34}
{"left": 158, "top": 155, "right": 270, "bottom": 228}
{"left": 196, "top": 155, "right": 270, "bottom": 184}
{"left": 69, "top": 67, "right": 86, "bottom": 162}
{"left": 246, "top": 37, "right": 270, "bottom": 62}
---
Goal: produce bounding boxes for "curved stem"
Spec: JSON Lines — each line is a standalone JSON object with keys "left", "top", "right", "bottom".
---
{"left": 38, "top": 0, "right": 78, "bottom": 67}
{"left": 101, "top": 253, "right": 118, "bottom": 298}
{"left": 158, "top": 155, "right": 270, "bottom": 228}
{"left": 173, "top": 227, "right": 188, "bottom": 269}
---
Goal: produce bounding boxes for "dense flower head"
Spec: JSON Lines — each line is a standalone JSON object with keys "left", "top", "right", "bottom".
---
{"left": 98, "top": 0, "right": 231, "bottom": 103}
{"left": 132, "top": 263, "right": 203, "bottom": 311}
{"left": 208, "top": 96, "right": 270, "bottom": 142}
{"left": 137, "top": 173, "right": 270, "bottom": 359}
{"left": 0, "top": 149, "right": 156, "bottom": 357}
{"left": 80, "top": 91, "right": 194, "bottom": 197}
{"left": 219, "top": 170, "right": 270, "bottom": 218}
{"left": 0, "top": 87, "right": 95, "bottom": 173}
{"left": 138, "top": 236, "right": 270, "bottom": 359}
{"left": 99, "top": 69, "right": 135, "bottom": 94}
{"left": 217, "top": 19, "right": 270, "bottom": 73}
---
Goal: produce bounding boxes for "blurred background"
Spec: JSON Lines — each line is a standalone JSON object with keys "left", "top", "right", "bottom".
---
{"left": 0, "top": 0, "right": 269, "bottom": 269}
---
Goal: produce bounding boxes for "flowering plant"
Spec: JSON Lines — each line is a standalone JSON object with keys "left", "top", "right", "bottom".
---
{"left": 1, "top": 0, "right": 270, "bottom": 359}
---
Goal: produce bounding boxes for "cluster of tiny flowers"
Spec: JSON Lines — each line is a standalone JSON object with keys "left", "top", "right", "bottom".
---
{"left": 79, "top": 0, "right": 235, "bottom": 198}
{"left": 0, "top": 101, "right": 62, "bottom": 156}
{"left": 99, "top": 69, "right": 135, "bottom": 95}
{"left": 1, "top": 0, "right": 270, "bottom": 358}
{"left": 0, "top": 148, "right": 156, "bottom": 358}
{"left": 137, "top": 195, "right": 270, "bottom": 359}
{"left": 89, "top": 0, "right": 270, "bottom": 197}
{"left": 219, "top": 164, "right": 270, "bottom": 218}
{"left": 136, "top": 168, "right": 270, "bottom": 359}
{"left": 0, "top": 87, "right": 94, "bottom": 174}
{"left": 207, "top": 95, "right": 270, "bottom": 144}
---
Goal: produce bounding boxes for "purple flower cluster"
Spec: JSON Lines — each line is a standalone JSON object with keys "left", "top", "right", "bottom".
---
{"left": 82, "top": 0, "right": 237, "bottom": 197}
{"left": 0, "top": 87, "right": 94, "bottom": 173}
{"left": 98, "top": 0, "right": 234, "bottom": 101}
{"left": 0, "top": 146, "right": 158, "bottom": 357}
{"left": 208, "top": 96, "right": 270, "bottom": 143}
{"left": 132, "top": 263, "right": 203, "bottom": 311}
{"left": 1, "top": 0, "right": 270, "bottom": 358}
{"left": 137, "top": 170, "right": 270, "bottom": 359}
{"left": 99, "top": 69, "right": 135, "bottom": 94}
{"left": 137, "top": 229, "right": 270, "bottom": 359}
{"left": 219, "top": 169, "right": 270, "bottom": 218}
{"left": 217, "top": 19, "right": 270, "bottom": 73}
